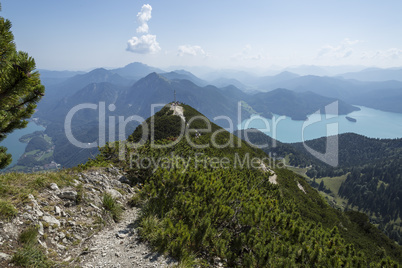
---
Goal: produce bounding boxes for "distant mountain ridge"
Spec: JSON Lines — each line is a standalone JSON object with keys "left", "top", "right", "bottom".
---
{"left": 40, "top": 71, "right": 359, "bottom": 126}
{"left": 159, "top": 70, "right": 208, "bottom": 87}
{"left": 38, "top": 62, "right": 402, "bottom": 115}
{"left": 36, "top": 68, "right": 132, "bottom": 118}
{"left": 258, "top": 75, "right": 402, "bottom": 112}
{"left": 38, "top": 69, "right": 86, "bottom": 86}
{"left": 248, "top": 88, "right": 359, "bottom": 120}
{"left": 283, "top": 65, "right": 367, "bottom": 76}
{"left": 31, "top": 62, "right": 400, "bottom": 169}
{"left": 339, "top": 67, "right": 402, "bottom": 82}
{"left": 110, "top": 62, "right": 165, "bottom": 80}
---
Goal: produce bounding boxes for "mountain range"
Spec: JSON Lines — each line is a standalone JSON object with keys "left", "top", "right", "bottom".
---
{"left": 28, "top": 62, "right": 402, "bottom": 169}
{"left": 37, "top": 62, "right": 402, "bottom": 114}
{"left": 252, "top": 75, "right": 402, "bottom": 113}
{"left": 33, "top": 66, "right": 364, "bottom": 168}
{"left": 38, "top": 67, "right": 363, "bottom": 125}
{"left": 339, "top": 67, "right": 402, "bottom": 82}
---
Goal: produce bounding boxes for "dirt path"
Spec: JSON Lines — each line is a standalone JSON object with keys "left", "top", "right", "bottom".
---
{"left": 77, "top": 207, "right": 176, "bottom": 268}
{"left": 170, "top": 104, "right": 186, "bottom": 122}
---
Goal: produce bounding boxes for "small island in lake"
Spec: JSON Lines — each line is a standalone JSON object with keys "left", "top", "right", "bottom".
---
{"left": 346, "top": 116, "right": 357, "bottom": 122}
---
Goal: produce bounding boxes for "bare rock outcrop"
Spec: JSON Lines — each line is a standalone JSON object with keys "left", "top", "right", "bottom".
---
{"left": 0, "top": 167, "right": 175, "bottom": 267}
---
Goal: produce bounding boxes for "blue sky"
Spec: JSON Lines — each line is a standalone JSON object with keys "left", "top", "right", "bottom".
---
{"left": 1, "top": 0, "right": 402, "bottom": 71}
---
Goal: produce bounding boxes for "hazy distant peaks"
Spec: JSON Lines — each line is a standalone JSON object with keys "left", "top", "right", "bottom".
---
{"left": 339, "top": 67, "right": 402, "bottom": 82}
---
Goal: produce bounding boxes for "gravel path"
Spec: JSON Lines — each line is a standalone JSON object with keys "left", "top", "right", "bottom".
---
{"left": 170, "top": 104, "right": 186, "bottom": 122}
{"left": 78, "top": 207, "right": 176, "bottom": 268}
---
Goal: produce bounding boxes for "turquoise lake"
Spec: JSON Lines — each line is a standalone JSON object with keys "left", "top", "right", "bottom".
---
{"left": 0, "top": 121, "right": 45, "bottom": 168}
{"left": 238, "top": 106, "right": 402, "bottom": 143}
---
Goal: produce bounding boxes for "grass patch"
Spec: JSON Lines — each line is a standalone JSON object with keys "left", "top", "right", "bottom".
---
{"left": 93, "top": 215, "right": 106, "bottom": 227}
{"left": 102, "top": 193, "right": 123, "bottom": 222}
{"left": 11, "top": 245, "right": 52, "bottom": 268}
{"left": 12, "top": 226, "right": 53, "bottom": 268}
{"left": 303, "top": 174, "right": 349, "bottom": 210}
{"left": 43, "top": 134, "right": 52, "bottom": 143}
{"left": 0, "top": 199, "right": 18, "bottom": 220}
{"left": 18, "top": 226, "right": 38, "bottom": 245}
{"left": 0, "top": 170, "right": 77, "bottom": 214}
{"left": 25, "top": 149, "right": 40, "bottom": 156}
{"left": 37, "top": 151, "right": 53, "bottom": 161}
{"left": 286, "top": 166, "right": 309, "bottom": 177}
{"left": 316, "top": 174, "right": 348, "bottom": 195}
{"left": 75, "top": 183, "right": 85, "bottom": 204}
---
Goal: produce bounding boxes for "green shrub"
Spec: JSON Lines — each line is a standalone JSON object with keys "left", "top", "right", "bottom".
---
{"left": 136, "top": 166, "right": 401, "bottom": 267}
{"left": 128, "top": 193, "right": 143, "bottom": 207}
{"left": 138, "top": 215, "right": 161, "bottom": 244}
{"left": 102, "top": 193, "right": 123, "bottom": 222}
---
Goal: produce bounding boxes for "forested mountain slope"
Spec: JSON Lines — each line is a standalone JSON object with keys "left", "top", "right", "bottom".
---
{"left": 82, "top": 104, "right": 402, "bottom": 266}
{"left": 237, "top": 129, "right": 402, "bottom": 246}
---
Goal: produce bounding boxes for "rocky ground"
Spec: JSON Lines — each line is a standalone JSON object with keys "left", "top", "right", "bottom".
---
{"left": 0, "top": 167, "right": 176, "bottom": 267}
{"left": 78, "top": 207, "right": 175, "bottom": 268}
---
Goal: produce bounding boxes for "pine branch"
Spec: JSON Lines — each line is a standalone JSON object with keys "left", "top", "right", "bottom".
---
{"left": 0, "top": 73, "right": 25, "bottom": 100}
{"left": 4, "top": 94, "right": 39, "bottom": 112}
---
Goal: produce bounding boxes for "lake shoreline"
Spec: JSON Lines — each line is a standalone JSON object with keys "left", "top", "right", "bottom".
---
{"left": 238, "top": 106, "right": 402, "bottom": 143}
{"left": 0, "top": 121, "right": 46, "bottom": 169}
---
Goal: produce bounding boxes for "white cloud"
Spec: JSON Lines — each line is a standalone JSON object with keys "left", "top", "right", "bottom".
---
{"left": 177, "top": 45, "right": 207, "bottom": 57}
{"left": 317, "top": 38, "right": 360, "bottom": 59}
{"left": 136, "top": 4, "right": 152, "bottom": 33}
{"left": 343, "top": 38, "right": 360, "bottom": 46}
{"left": 231, "top": 45, "right": 264, "bottom": 61}
{"left": 316, "top": 39, "right": 402, "bottom": 66}
{"left": 362, "top": 48, "right": 402, "bottom": 60}
{"left": 127, "top": 34, "right": 161, "bottom": 54}
{"left": 127, "top": 4, "right": 160, "bottom": 54}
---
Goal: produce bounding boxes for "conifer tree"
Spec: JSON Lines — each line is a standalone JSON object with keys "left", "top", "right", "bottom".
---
{"left": 0, "top": 3, "right": 45, "bottom": 168}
